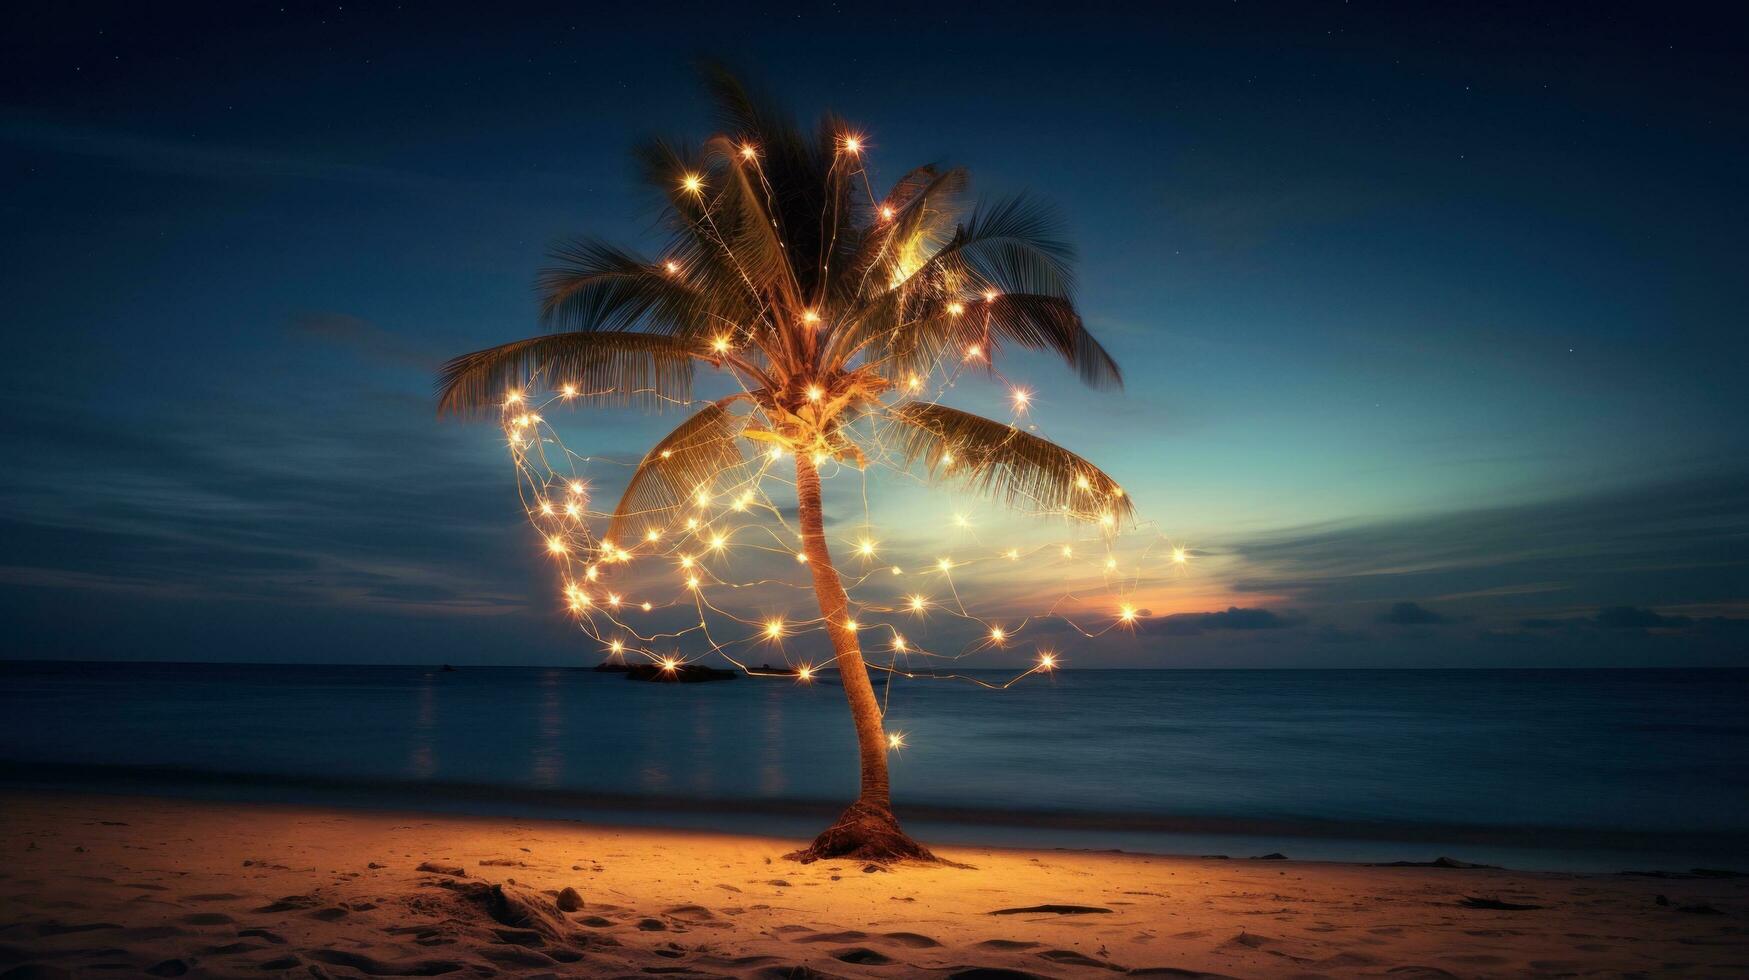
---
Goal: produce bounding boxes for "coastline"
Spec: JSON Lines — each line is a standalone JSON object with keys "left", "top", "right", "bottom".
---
{"left": 2, "top": 790, "right": 1744, "bottom": 978}
{"left": 4, "top": 759, "right": 1743, "bottom": 874}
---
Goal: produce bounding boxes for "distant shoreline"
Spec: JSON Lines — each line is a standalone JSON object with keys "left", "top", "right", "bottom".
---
{"left": 5, "top": 760, "right": 1742, "bottom": 873}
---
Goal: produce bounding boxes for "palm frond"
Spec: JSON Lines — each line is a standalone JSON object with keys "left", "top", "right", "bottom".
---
{"left": 703, "top": 134, "right": 799, "bottom": 305}
{"left": 607, "top": 398, "right": 747, "bottom": 543}
{"left": 929, "top": 194, "right": 1077, "bottom": 297}
{"left": 536, "top": 238, "right": 719, "bottom": 337}
{"left": 436, "top": 331, "right": 696, "bottom": 417}
{"left": 885, "top": 402, "right": 1133, "bottom": 523}
{"left": 979, "top": 293, "right": 1122, "bottom": 389}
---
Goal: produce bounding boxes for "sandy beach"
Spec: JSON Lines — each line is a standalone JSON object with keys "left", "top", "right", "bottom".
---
{"left": 0, "top": 792, "right": 1743, "bottom": 978}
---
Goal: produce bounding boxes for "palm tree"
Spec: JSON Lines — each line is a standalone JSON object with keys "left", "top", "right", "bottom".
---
{"left": 437, "top": 68, "right": 1131, "bottom": 862}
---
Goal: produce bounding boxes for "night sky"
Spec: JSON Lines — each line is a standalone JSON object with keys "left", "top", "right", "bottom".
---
{"left": 3, "top": 2, "right": 1745, "bottom": 667}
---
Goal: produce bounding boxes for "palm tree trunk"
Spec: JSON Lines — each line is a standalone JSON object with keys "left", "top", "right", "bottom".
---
{"left": 788, "top": 453, "right": 936, "bottom": 863}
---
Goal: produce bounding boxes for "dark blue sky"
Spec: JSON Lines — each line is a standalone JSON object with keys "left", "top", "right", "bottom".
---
{"left": 2, "top": 1, "right": 1745, "bottom": 666}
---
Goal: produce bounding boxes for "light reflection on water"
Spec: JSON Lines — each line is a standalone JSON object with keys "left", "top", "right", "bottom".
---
{"left": 3, "top": 662, "right": 1746, "bottom": 867}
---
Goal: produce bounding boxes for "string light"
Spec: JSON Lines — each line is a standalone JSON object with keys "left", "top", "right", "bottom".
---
{"left": 477, "top": 124, "right": 1196, "bottom": 730}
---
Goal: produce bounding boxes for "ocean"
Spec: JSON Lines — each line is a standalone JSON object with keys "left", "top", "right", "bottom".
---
{"left": 2, "top": 661, "right": 1744, "bottom": 872}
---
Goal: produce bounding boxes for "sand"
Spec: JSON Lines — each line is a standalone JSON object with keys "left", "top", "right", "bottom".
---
{"left": 0, "top": 792, "right": 1743, "bottom": 978}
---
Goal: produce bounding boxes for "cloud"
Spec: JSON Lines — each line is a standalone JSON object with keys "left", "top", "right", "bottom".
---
{"left": 0, "top": 115, "right": 457, "bottom": 191}
{"left": 1230, "top": 474, "right": 1749, "bottom": 622}
{"left": 1377, "top": 601, "right": 1449, "bottom": 625}
{"left": 1150, "top": 606, "right": 1299, "bottom": 635}
{"left": 1593, "top": 605, "right": 1692, "bottom": 629}
{"left": 288, "top": 313, "right": 443, "bottom": 371}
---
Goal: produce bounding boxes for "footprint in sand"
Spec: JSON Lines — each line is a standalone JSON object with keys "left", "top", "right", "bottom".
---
{"left": 1038, "top": 948, "right": 1123, "bottom": 971}
{"left": 833, "top": 947, "right": 896, "bottom": 965}
{"left": 307, "top": 949, "right": 465, "bottom": 976}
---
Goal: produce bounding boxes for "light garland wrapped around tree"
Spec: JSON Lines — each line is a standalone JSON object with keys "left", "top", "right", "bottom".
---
{"left": 438, "top": 68, "right": 1187, "bottom": 862}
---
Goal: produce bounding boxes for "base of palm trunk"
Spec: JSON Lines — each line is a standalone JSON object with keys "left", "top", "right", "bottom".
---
{"left": 786, "top": 800, "right": 939, "bottom": 864}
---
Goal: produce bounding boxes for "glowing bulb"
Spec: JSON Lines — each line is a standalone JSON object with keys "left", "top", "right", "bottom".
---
{"left": 1100, "top": 512, "right": 1116, "bottom": 527}
{"left": 983, "top": 290, "right": 998, "bottom": 302}
{"left": 893, "top": 636, "right": 907, "bottom": 651}
{"left": 906, "top": 374, "right": 923, "bottom": 391}
{"left": 856, "top": 539, "right": 876, "bottom": 558}
{"left": 1120, "top": 604, "right": 1137, "bottom": 623}
{"left": 890, "top": 566, "right": 902, "bottom": 576}
{"left": 1005, "top": 548, "right": 1020, "bottom": 560}
{"left": 887, "top": 732, "right": 906, "bottom": 750}
{"left": 941, "top": 451, "right": 955, "bottom": 467}
{"left": 739, "top": 144, "right": 757, "bottom": 160}
{"left": 989, "top": 626, "right": 1006, "bottom": 644}
{"left": 709, "top": 533, "right": 727, "bottom": 551}
{"left": 1172, "top": 547, "right": 1189, "bottom": 564}
{"left": 585, "top": 566, "right": 599, "bottom": 581}
{"left": 680, "top": 555, "right": 695, "bottom": 569}
{"left": 765, "top": 619, "right": 784, "bottom": 639}
{"left": 768, "top": 446, "right": 783, "bottom": 461}
{"left": 685, "top": 575, "right": 700, "bottom": 589}
{"left": 801, "top": 309, "right": 821, "bottom": 326}
{"left": 797, "top": 664, "right": 813, "bottom": 682}
{"left": 505, "top": 391, "right": 523, "bottom": 404}
{"left": 806, "top": 385, "right": 823, "bottom": 401}
{"left": 681, "top": 173, "right": 703, "bottom": 194}
{"left": 880, "top": 205, "right": 895, "bottom": 220}
{"left": 909, "top": 595, "right": 928, "bottom": 613}
{"left": 564, "top": 501, "right": 580, "bottom": 517}
{"left": 1075, "top": 474, "right": 1092, "bottom": 491}
{"left": 546, "top": 536, "right": 567, "bottom": 555}
{"left": 843, "top": 135, "right": 861, "bottom": 154}
{"left": 538, "top": 500, "right": 554, "bottom": 516}
{"left": 610, "top": 639, "right": 624, "bottom": 654}
{"left": 795, "top": 552, "right": 809, "bottom": 563}
{"left": 844, "top": 619, "right": 858, "bottom": 631}
{"left": 664, "top": 260, "right": 680, "bottom": 274}
{"left": 711, "top": 335, "right": 730, "bottom": 353}
{"left": 1038, "top": 652, "right": 1057, "bottom": 671}
{"left": 569, "top": 480, "right": 586, "bottom": 495}
{"left": 661, "top": 657, "right": 679, "bottom": 672}
{"left": 561, "top": 384, "right": 577, "bottom": 398}
{"left": 937, "top": 558, "right": 953, "bottom": 572}
{"left": 965, "top": 344, "right": 983, "bottom": 360}
{"left": 646, "top": 529, "right": 661, "bottom": 542}
{"left": 696, "top": 491, "right": 712, "bottom": 508}
{"left": 947, "top": 301, "right": 964, "bottom": 316}
{"left": 812, "top": 452, "right": 828, "bottom": 466}
{"left": 1062, "top": 546, "right": 1074, "bottom": 558}
{"left": 1106, "top": 557, "right": 1119, "bottom": 571}
{"left": 607, "top": 593, "right": 621, "bottom": 608}
{"left": 1011, "top": 388, "right": 1031, "bottom": 410}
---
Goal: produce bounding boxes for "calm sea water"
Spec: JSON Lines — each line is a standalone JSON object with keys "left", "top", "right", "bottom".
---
{"left": 2, "top": 662, "right": 1744, "bottom": 871}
